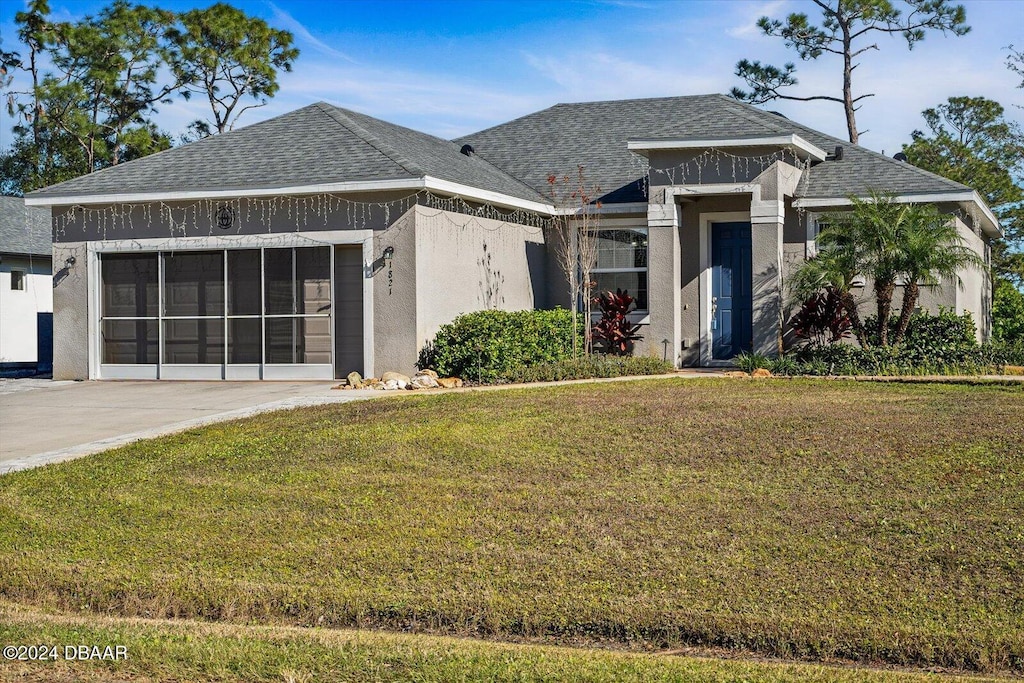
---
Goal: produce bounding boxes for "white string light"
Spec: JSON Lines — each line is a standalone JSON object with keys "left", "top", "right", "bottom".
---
{"left": 53, "top": 189, "right": 551, "bottom": 242}
{"left": 629, "top": 145, "right": 812, "bottom": 193}
{"left": 52, "top": 147, "right": 818, "bottom": 245}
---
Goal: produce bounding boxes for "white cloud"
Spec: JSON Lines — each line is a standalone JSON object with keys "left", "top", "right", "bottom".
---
{"left": 265, "top": 1, "right": 356, "bottom": 64}
{"left": 522, "top": 51, "right": 721, "bottom": 102}
{"left": 727, "top": 0, "right": 791, "bottom": 39}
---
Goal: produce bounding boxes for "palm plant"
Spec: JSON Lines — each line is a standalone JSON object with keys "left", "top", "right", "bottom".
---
{"left": 794, "top": 192, "right": 987, "bottom": 348}
{"left": 892, "top": 210, "right": 987, "bottom": 346}
{"left": 821, "top": 194, "right": 909, "bottom": 346}
{"left": 788, "top": 225, "right": 867, "bottom": 345}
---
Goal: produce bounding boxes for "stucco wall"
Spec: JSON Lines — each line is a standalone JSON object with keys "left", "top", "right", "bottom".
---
{"left": 953, "top": 220, "right": 989, "bottom": 340}
{"left": 646, "top": 147, "right": 801, "bottom": 188}
{"left": 371, "top": 210, "right": 418, "bottom": 377}
{"left": 638, "top": 216, "right": 676, "bottom": 362}
{"left": 415, "top": 206, "right": 545, "bottom": 345}
{"left": 371, "top": 206, "right": 548, "bottom": 376}
{"left": 751, "top": 219, "right": 783, "bottom": 357}
{"left": 0, "top": 255, "right": 52, "bottom": 365}
{"left": 52, "top": 242, "right": 89, "bottom": 380}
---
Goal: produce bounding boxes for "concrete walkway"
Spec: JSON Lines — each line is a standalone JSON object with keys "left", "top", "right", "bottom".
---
{"left": 0, "top": 380, "right": 378, "bottom": 474}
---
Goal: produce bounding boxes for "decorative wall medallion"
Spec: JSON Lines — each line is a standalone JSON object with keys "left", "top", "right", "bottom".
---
{"left": 216, "top": 205, "right": 235, "bottom": 230}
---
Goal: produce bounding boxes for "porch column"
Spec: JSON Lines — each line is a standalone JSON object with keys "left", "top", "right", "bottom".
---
{"left": 750, "top": 198, "right": 784, "bottom": 358}
{"left": 646, "top": 201, "right": 682, "bottom": 366}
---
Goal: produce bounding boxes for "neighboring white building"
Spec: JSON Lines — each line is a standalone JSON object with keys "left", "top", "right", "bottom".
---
{"left": 0, "top": 196, "right": 53, "bottom": 376}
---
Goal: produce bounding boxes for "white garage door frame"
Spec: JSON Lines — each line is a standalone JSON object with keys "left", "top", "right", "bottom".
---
{"left": 87, "top": 230, "right": 374, "bottom": 380}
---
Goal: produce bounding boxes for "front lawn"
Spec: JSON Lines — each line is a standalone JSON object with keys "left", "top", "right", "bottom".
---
{"left": 0, "top": 603, "right": 1006, "bottom": 682}
{"left": 0, "top": 379, "right": 1021, "bottom": 673}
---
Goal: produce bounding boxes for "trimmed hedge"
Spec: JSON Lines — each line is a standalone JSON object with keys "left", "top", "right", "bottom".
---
{"left": 502, "top": 355, "right": 674, "bottom": 383}
{"left": 418, "top": 309, "right": 585, "bottom": 384}
{"left": 770, "top": 310, "right": 1024, "bottom": 376}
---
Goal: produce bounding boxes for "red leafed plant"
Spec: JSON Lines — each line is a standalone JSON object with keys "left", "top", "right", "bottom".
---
{"left": 791, "top": 286, "right": 853, "bottom": 347}
{"left": 592, "top": 289, "right": 643, "bottom": 356}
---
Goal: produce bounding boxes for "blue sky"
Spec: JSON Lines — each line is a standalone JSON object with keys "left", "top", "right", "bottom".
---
{"left": 1, "top": 0, "right": 1022, "bottom": 156}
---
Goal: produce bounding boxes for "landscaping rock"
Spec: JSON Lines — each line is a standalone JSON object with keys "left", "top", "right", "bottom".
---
{"left": 381, "top": 371, "right": 411, "bottom": 385}
{"left": 346, "top": 371, "right": 363, "bottom": 389}
{"left": 752, "top": 368, "right": 773, "bottom": 378}
{"left": 437, "top": 377, "right": 463, "bottom": 388}
{"left": 417, "top": 368, "right": 439, "bottom": 379}
{"left": 725, "top": 371, "right": 749, "bottom": 378}
{"left": 411, "top": 374, "right": 439, "bottom": 389}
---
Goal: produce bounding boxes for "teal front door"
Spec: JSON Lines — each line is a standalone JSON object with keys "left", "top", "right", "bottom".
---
{"left": 711, "top": 222, "right": 752, "bottom": 360}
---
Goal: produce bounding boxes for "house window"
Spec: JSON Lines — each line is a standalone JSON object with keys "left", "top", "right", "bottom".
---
{"left": 592, "top": 228, "right": 648, "bottom": 311}
{"left": 10, "top": 269, "right": 26, "bottom": 291}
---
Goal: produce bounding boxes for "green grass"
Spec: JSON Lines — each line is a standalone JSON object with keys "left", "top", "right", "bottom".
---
{"left": 0, "top": 604, "right": 1009, "bottom": 682}
{"left": 1, "top": 379, "right": 1022, "bottom": 674}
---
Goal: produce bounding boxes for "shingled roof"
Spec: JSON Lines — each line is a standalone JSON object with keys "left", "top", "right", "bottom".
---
{"left": 28, "top": 102, "right": 546, "bottom": 204}
{"left": 27, "top": 94, "right": 978, "bottom": 217}
{"left": 456, "top": 94, "right": 970, "bottom": 203}
{"left": 0, "top": 196, "right": 51, "bottom": 256}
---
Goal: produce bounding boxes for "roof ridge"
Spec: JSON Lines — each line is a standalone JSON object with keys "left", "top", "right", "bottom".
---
{"left": 551, "top": 93, "right": 722, "bottom": 108}
{"left": 716, "top": 95, "right": 970, "bottom": 194}
{"left": 314, "top": 102, "right": 423, "bottom": 178}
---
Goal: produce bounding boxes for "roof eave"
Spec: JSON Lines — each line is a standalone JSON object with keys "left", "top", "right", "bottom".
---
{"left": 793, "top": 190, "right": 1003, "bottom": 239}
{"left": 0, "top": 249, "right": 52, "bottom": 258}
{"left": 627, "top": 134, "right": 828, "bottom": 162}
{"left": 25, "top": 176, "right": 556, "bottom": 216}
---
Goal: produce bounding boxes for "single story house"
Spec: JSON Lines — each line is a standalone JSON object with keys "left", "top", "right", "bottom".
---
{"left": 26, "top": 94, "right": 997, "bottom": 381}
{"left": 0, "top": 196, "right": 53, "bottom": 376}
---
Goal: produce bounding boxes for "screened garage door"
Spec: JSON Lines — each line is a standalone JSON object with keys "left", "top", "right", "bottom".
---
{"left": 99, "top": 246, "right": 353, "bottom": 380}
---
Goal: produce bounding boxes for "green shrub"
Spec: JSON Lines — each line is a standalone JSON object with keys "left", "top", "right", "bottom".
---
{"left": 501, "top": 355, "right": 674, "bottom": 383}
{"left": 980, "top": 338, "right": 1024, "bottom": 368}
{"left": 791, "top": 309, "right": 987, "bottom": 375}
{"left": 418, "top": 309, "right": 585, "bottom": 384}
{"left": 795, "top": 342, "right": 990, "bottom": 376}
{"left": 864, "top": 308, "right": 977, "bottom": 353}
{"left": 768, "top": 355, "right": 802, "bottom": 376}
{"left": 734, "top": 352, "right": 772, "bottom": 373}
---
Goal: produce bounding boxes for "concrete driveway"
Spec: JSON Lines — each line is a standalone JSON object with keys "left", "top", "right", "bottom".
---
{"left": 0, "top": 379, "right": 377, "bottom": 474}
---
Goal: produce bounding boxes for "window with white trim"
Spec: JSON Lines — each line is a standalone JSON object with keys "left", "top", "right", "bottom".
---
{"left": 592, "top": 228, "right": 648, "bottom": 311}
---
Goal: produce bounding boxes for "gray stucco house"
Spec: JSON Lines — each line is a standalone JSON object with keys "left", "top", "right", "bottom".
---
{"left": 26, "top": 94, "right": 998, "bottom": 381}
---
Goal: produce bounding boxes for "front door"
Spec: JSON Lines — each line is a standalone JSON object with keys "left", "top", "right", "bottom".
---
{"left": 711, "top": 222, "right": 752, "bottom": 360}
